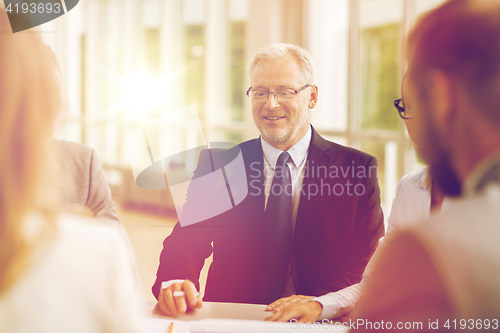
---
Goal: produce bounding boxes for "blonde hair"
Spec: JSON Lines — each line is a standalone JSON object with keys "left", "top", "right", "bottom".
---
{"left": 247, "top": 43, "right": 316, "bottom": 85}
{"left": 0, "top": 10, "right": 60, "bottom": 294}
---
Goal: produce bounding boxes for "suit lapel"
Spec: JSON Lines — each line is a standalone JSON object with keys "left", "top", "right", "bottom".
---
{"left": 293, "top": 128, "right": 333, "bottom": 244}
{"left": 243, "top": 138, "right": 266, "bottom": 213}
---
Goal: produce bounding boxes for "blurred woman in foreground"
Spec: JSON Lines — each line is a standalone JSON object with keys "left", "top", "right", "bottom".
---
{"left": 0, "top": 9, "right": 143, "bottom": 333}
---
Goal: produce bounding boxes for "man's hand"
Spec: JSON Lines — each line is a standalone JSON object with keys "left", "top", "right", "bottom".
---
{"left": 265, "top": 301, "right": 323, "bottom": 323}
{"left": 157, "top": 280, "right": 203, "bottom": 316}
{"left": 266, "top": 295, "right": 314, "bottom": 312}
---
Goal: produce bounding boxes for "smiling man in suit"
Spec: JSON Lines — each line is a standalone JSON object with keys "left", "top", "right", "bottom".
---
{"left": 153, "top": 43, "right": 384, "bottom": 316}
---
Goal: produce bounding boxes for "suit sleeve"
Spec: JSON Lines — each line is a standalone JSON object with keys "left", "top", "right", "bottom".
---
{"left": 341, "top": 156, "right": 385, "bottom": 286}
{"left": 152, "top": 149, "right": 216, "bottom": 300}
{"left": 87, "top": 148, "right": 120, "bottom": 225}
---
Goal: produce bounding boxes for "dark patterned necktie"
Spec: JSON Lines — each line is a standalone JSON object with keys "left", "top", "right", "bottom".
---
{"left": 262, "top": 151, "right": 292, "bottom": 303}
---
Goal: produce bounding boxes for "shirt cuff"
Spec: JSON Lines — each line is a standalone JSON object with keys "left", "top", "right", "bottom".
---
{"left": 313, "top": 294, "right": 342, "bottom": 320}
{"left": 313, "top": 282, "right": 364, "bottom": 320}
{"left": 161, "top": 279, "right": 186, "bottom": 291}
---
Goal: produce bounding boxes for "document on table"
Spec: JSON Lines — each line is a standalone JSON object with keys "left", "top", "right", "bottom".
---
{"left": 142, "top": 317, "right": 190, "bottom": 333}
{"left": 143, "top": 317, "right": 348, "bottom": 333}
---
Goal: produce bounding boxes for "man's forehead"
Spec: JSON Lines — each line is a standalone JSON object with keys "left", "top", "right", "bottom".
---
{"left": 250, "top": 55, "right": 302, "bottom": 86}
{"left": 251, "top": 76, "right": 299, "bottom": 88}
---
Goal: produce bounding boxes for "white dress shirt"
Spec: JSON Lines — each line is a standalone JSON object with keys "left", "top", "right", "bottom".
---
{"left": 314, "top": 167, "right": 457, "bottom": 319}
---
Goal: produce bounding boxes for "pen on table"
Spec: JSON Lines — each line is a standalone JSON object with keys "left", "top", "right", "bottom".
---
{"left": 168, "top": 322, "right": 174, "bottom": 333}
{"left": 173, "top": 291, "right": 200, "bottom": 297}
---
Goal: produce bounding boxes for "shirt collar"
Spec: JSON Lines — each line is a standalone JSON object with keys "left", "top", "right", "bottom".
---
{"left": 419, "top": 167, "right": 431, "bottom": 192}
{"left": 463, "top": 148, "right": 500, "bottom": 196}
{"left": 260, "top": 125, "right": 312, "bottom": 169}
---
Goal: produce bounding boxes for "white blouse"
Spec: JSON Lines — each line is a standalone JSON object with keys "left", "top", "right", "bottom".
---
{"left": 0, "top": 213, "right": 144, "bottom": 333}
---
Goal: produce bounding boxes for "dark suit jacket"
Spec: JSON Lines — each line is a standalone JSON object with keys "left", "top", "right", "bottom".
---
{"left": 152, "top": 127, "right": 384, "bottom": 304}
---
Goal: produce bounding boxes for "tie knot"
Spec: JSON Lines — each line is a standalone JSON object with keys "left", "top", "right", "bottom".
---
{"left": 277, "top": 152, "right": 291, "bottom": 167}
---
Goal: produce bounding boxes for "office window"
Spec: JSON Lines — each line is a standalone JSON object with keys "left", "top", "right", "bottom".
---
{"left": 183, "top": 0, "right": 206, "bottom": 120}
{"left": 360, "top": 21, "right": 400, "bottom": 132}
{"left": 226, "top": 0, "right": 248, "bottom": 122}
{"left": 308, "top": 0, "right": 349, "bottom": 133}
{"left": 357, "top": 0, "right": 402, "bottom": 213}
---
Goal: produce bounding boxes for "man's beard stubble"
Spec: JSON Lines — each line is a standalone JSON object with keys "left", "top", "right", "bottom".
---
{"left": 261, "top": 126, "right": 291, "bottom": 144}
{"left": 424, "top": 116, "right": 463, "bottom": 197}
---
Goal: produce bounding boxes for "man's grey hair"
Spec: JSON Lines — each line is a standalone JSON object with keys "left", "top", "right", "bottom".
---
{"left": 247, "top": 43, "right": 316, "bottom": 85}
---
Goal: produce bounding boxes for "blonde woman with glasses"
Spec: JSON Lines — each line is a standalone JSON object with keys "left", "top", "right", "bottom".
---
{"left": 0, "top": 10, "right": 143, "bottom": 333}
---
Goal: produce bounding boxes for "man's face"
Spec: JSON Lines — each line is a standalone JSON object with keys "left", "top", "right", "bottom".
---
{"left": 406, "top": 53, "right": 462, "bottom": 196}
{"left": 250, "top": 54, "right": 315, "bottom": 150}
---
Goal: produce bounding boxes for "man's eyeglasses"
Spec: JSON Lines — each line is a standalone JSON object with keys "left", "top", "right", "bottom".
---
{"left": 246, "top": 84, "right": 312, "bottom": 102}
{"left": 394, "top": 98, "right": 413, "bottom": 119}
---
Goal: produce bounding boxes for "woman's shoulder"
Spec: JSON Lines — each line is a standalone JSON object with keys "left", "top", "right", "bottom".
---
{"left": 396, "top": 167, "right": 429, "bottom": 196}
{"left": 399, "top": 167, "right": 428, "bottom": 187}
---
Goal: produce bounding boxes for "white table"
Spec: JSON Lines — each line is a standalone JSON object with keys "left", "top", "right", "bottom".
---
{"left": 148, "top": 301, "right": 271, "bottom": 321}
{"left": 144, "top": 302, "right": 347, "bottom": 333}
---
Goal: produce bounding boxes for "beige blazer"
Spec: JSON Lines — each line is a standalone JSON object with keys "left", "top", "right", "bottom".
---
{"left": 52, "top": 139, "right": 119, "bottom": 225}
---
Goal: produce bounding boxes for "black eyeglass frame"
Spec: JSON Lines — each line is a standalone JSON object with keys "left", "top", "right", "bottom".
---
{"left": 394, "top": 98, "right": 413, "bottom": 120}
{"left": 246, "top": 84, "right": 313, "bottom": 101}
